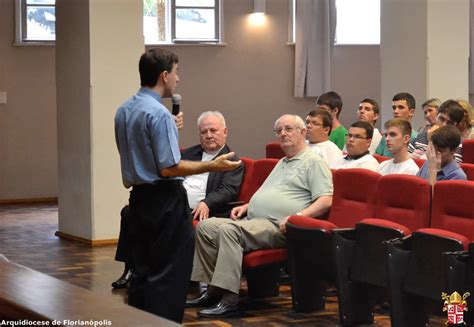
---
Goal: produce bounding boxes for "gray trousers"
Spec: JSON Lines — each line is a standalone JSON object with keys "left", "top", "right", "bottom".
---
{"left": 191, "top": 217, "right": 286, "bottom": 294}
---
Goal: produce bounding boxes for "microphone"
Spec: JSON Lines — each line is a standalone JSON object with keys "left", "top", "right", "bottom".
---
{"left": 172, "top": 94, "right": 181, "bottom": 116}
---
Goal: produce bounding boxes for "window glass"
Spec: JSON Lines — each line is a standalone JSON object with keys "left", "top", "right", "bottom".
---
{"left": 22, "top": 0, "right": 56, "bottom": 41}
{"left": 175, "top": 8, "right": 215, "bottom": 39}
{"left": 335, "top": 0, "right": 380, "bottom": 45}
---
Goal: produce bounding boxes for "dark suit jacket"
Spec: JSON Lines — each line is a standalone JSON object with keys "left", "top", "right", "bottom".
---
{"left": 181, "top": 144, "right": 244, "bottom": 217}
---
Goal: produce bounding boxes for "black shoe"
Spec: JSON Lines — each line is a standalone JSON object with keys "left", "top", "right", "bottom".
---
{"left": 111, "top": 268, "right": 133, "bottom": 289}
{"left": 186, "top": 291, "right": 221, "bottom": 308}
{"left": 197, "top": 300, "right": 240, "bottom": 318}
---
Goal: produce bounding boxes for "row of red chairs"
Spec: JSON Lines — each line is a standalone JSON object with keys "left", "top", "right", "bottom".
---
{"left": 266, "top": 139, "right": 474, "bottom": 165}
{"left": 286, "top": 169, "right": 474, "bottom": 326}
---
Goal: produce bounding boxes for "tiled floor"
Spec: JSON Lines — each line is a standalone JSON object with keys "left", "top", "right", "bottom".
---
{"left": 0, "top": 204, "right": 446, "bottom": 326}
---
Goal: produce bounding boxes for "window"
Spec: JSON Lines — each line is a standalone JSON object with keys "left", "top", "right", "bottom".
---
{"left": 15, "top": 0, "right": 56, "bottom": 44}
{"left": 288, "top": 0, "right": 380, "bottom": 45}
{"left": 15, "top": 0, "right": 221, "bottom": 45}
{"left": 145, "top": 0, "right": 221, "bottom": 44}
{"left": 335, "top": 0, "right": 380, "bottom": 45}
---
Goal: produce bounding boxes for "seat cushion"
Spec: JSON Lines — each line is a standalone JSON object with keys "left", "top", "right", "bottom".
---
{"left": 358, "top": 218, "right": 411, "bottom": 236}
{"left": 416, "top": 228, "right": 470, "bottom": 250}
{"left": 243, "top": 248, "right": 288, "bottom": 269}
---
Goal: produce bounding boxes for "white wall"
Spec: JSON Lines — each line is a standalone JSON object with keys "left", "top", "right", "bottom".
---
{"left": 0, "top": 0, "right": 57, "bottom": 200}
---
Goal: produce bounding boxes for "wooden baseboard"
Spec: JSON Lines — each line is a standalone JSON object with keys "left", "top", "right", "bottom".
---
{"left": 0, "top": 197, "right": 58, "bottom": 205}
{"left": 55, "top": 231, "right": 118, "bottom": 247}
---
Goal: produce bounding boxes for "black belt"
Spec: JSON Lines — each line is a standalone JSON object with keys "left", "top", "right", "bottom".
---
{"left": 132, "top": 180, "right": 183, "bottom": 193}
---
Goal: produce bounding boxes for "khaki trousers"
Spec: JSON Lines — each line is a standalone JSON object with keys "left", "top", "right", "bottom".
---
{"left": 191, "top": 217, "right": 286, "bottom": 294}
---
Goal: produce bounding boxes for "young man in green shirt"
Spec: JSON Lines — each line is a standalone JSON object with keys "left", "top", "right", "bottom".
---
{"left": 316, "top": 91, "right": 347, "bottom": 150}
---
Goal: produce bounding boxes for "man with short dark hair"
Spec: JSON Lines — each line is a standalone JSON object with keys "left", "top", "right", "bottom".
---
{"left": 376, "top": 92, "right": 418, "bottom": 157}
{"left": 305, "top": 108, "right": 343, "bottom": 165}
{"left": 316, "top": 91, "right": 347, "bottom": 150}
{"left": 357, "top": 98, "right": 382, "bottom": 153}
{"left": 377, "top": 119, "right": 419, "bottom": 175}
{"left": 114, "top": 48, "right": 240, "bottom": 323}
{"left": 417, "top": 125, "right": 467, "bottom": 185}
{"left": 330, "top": 121, "right": 379, "bottom": 171}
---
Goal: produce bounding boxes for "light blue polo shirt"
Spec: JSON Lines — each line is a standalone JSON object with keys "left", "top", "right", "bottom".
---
{"left": 115, "top": 88, "right": 181, "bottom": 188}
{"left": 417, "top": 160, "right": 467, "bottom": 181}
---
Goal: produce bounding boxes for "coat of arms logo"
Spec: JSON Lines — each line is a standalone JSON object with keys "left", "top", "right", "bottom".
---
{"left": 442, "top": 291, "right": 470, "bottom": 325}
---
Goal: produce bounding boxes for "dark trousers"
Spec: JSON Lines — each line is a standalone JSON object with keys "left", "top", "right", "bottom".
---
{"left": 127, "top": 181, "right": 195, "bottom": 324}
{"left": 115, "top": 205, "right": 132, "bottom": 269}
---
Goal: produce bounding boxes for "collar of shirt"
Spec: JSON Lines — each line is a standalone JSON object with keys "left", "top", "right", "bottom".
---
{"left": 344, "top": 151, "right": 370, "bottom": 161}
{"left": 437, "top": 160, "right": 459, "bottom": 178}
{"left": 201, "top": 145, "right": 225, "bottom": 162}
{"left": 138, "top": 87, "right": 162, "bottom": 103}
{"left": 283, "top": 146, "right": 310, "bottom": 163}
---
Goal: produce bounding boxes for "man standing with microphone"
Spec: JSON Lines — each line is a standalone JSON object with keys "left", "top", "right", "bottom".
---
{"left": 114, "top": 48, "right": 240, "bottom": 324}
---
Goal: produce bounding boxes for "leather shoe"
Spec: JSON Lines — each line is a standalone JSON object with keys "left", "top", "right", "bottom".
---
{"left": 186, "top": 291, "right": 220, "bottom": 308}
{"left": 197, "top": 300, "right": 240, "bottom": 318}
{"left": 111, "top": 268, "right": 133, "bottom": 289}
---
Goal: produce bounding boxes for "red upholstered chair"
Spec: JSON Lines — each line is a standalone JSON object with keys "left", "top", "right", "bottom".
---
{"left": 463, "top": 139, "right": 474, "bottom": 164}
{"left": 265, "top": 142, "right": 285, "bottom": 159}
{"left": 413, "top": 158, "right": 425, "bottom": 168}
{"left": 334, "top": 174, "right": 431, "bottom": 325}
{"left": 285, "top": 168, "right": 380, "bottom": 312}
{"left": 460, "top": 162, "right": 474, "bottom": 181}
{"left": 240, "top": 158, "right": 285, "bottom": 298}
{"left": 373, "top": 153, "right": 390, "bottom": 164}
{"left": 387, "top": 180, "right": 474, "bottom": 327}
{"left": 236, "top": 157, "right": 255, "bottom": 204}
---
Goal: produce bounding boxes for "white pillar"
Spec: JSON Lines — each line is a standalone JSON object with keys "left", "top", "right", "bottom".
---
{"left": 380, "top": 0, "right": 469, "bottom": 130}
{"left": 56, "top": 0, "right": 144, "bottom": 241}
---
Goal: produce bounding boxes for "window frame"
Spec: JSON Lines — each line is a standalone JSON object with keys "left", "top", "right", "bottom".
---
{"left": 15, "top": 0, "right": 56, "bottom": 46}
{"left": 170, "top": 0, "right": 221, "bottom": 44}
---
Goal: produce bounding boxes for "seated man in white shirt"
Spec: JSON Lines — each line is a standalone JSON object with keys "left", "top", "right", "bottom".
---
{"left": 377, "top": 118, "right": 420, "bottom": 175}
{"left": 181, "top": 111, "right": 244, "bottom": 221}
{"left": 330, "top": 121, "right": 380, "bottom": 171}
{"left": 305, "top": 108, "right": 343, "bottom": 166}
{"left": 357, "top": 98, "right": 383, "bottom": 153}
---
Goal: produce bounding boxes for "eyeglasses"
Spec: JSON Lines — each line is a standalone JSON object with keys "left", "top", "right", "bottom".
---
{"left": 274, "top": 125, "right": 299, "bottom": 136}
{"left": 347, "top": 133, "right": 369, "bottom": 140}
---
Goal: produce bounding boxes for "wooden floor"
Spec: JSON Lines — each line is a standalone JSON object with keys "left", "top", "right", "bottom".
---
{"left": 0, "top": 204, "right": 446, "bottom": 326}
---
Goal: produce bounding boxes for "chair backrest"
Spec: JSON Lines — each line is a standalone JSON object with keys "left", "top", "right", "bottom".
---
{"left": 245, "top": 158, "right": 279, "bottom": 201}
{"left": 373, "top": 154, "right": 390, "bottom": 164}
{"left": 237, "top": 157, "right": 256, "bottom": 203}
{"left": 329, "top": 168, "right": 380, "bottom": 227}
{"left": 460, "top": 163, "right": 474, "bottom": 181}
{"left": 413, "top": 158, "right": 426, "bottom": 168}
{"left": 374, "top": 175, "right": 431, "bottom": 231}
{"left": 265, "top": 142, "right": 285, "bottom": 159}
{"left": 431, "top": 180, "right": 474, "bottom": 241}
{"left": 462, "top": 139, "right": 474, "bottom": 164}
